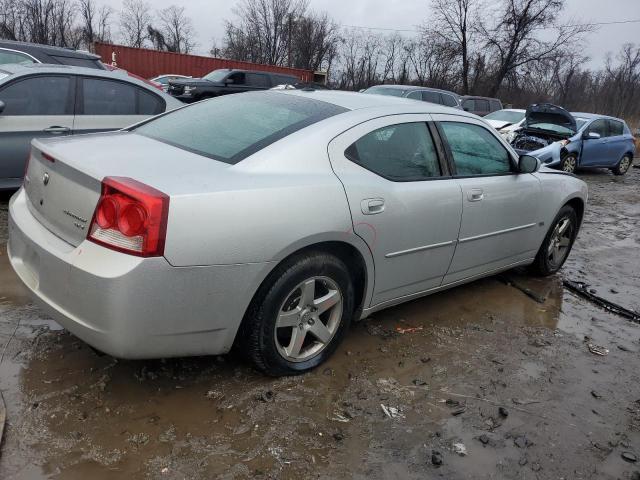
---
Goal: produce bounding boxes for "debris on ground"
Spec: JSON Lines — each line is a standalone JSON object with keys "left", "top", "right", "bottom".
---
{"left": 621, "top": 452, "right": 638, "bottom": 463}
{"left": 395, "top": 326, "right": 423, "bottom": 334}
{"left": 587, "top": 343, "right": 610, "bottom": 356}
{"left": 453, "top": 443, "right": 467, "bottom": 456}
{"left": 564, "top": 280, "right": 640, "bottom": 323}
{"left": 380, "top": 404, "right": 404, "bottom": 419}
{"left": 498, "top": 407, "right": 509, "bottom": 418}
{"left": 431, "top": 450, "right": 443, "bottom": 466}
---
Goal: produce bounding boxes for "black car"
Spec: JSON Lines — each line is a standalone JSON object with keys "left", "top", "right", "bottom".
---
{"left": 168, "top": 68, "right": 300, "bottom": 102}
{"left": 0, "top": 40, "right": 106, "bottom": 70}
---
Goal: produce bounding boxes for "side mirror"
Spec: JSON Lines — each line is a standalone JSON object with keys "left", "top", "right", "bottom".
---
{"left": 584, "top": 131, "right": 600, "bottom": 140}
{"left": 224, "top": 78, "right": 235, "bottom": 85}
{"left": 0, "top": 100, "right": 5, "bottom": 115}
{"left": 518, "top": 154, "right": 540, "bottom": 174}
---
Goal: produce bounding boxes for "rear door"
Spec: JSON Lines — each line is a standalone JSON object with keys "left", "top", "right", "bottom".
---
{"left": 0, "top": 74, "right": 74, "bottom": 181}
{"left": 245, "top": 72, "right": 271, "bottom": 90}
{"left": 74, "top": 76, "right": 165, "bottom": 134}
{"left": 606, "top": 119, "right": 629, "bottom": 165}
{"left": 580, "top": 119, "right": 610, "bottom": 166}
{"left": 421, "top": 90, "right": 443, "bottom": 105}
{"left": 328, "top": 114, "right": 463, "bottom": 308}
{"left": 432, "top": 114, "right": 543, "bottom": 285}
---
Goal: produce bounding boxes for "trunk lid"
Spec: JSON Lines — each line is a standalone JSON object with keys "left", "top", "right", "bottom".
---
{"left": 524, "top": 103, "right": 577, "bottom": 134}
{"left": 24, "top": 131, "right": 231, "bottom": 247}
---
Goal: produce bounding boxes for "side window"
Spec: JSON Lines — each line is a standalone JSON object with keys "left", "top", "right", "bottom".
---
{"left": 588, "top": 119, "right": 608, "bottom": 137}
{"left": 489, "top": 100, "right": 502, "bottom": 112}
{"left": 227, "top": 72, "right": 246, "bottom": 85}
{"left": 406, "top": 91, "right": 422, "bottom": 100}
{"left": 422, "top": 91, "right": 441, "bottom": 104}
{"left": 344, "top": 122, "right": 442, "bottom": 181}
{"left": 475, "top": 99, "right": 489, "bottom": 112}
{"left": 246, "top": 73, "right": 270, "bottom": 88}
{"left": 82, "top": 78, "right": 136, "bottom": 115}
{"left": 442, "top": 94, "right": 458, "bottom": 107}
{"left": 462, "top": 99, "right": 474, "bottom": 111}
{"left": 440, "top": 122, "right": 512, "bottom": 176}
{"left": 0, "top": 75, "right": 71, "bottom": 115}
{"left": 0, "top": 49, "right": 36, "bottom": 65}
{"left": 138, "top": 89, "right": 164, "bottom": 115}
{"left": 608, "top": 120, "right": 624, "bottom": 136}
{"left": 52, "top": 56, "right": 100, "bottom": 69}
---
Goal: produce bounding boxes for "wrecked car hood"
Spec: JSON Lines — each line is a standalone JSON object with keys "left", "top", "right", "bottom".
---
{"left": 523, "top": 103, "right": 577, "bottom": 133}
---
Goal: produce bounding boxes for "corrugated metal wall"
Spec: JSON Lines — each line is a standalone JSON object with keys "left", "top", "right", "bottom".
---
{"left": 94, "top": 42, "right": 314, "bottom": 82}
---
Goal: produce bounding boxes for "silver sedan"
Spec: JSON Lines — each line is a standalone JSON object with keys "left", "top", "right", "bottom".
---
{"left": 8, "top": 90, "right": 588, "bottom": 375}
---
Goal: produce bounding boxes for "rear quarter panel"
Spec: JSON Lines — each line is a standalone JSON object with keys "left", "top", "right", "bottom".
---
{"left": 533, "top": 169, "right": 588, "bottom": 233}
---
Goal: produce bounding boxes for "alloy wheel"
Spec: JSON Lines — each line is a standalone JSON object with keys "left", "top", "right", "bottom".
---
{"left": 274, "top": 276, "right": 343, "bottom": 362}
{"left": 547, "top": 216, "right": 574, "bottom": 268}
{"left": 562, "top": 155, "right": 577, "bottom": 173}
{"left": 619, "top": 156, "right": 631, "bottom": 173}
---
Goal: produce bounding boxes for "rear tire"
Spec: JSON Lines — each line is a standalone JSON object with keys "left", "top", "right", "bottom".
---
{"left": 612, "top": 154, "right": 632, "bottom": 175}
{"left": 241, "top": 252, "right": 354, "bottom": 376}
{"left": 560, "top": 153, "right": 577, "bottom": 173}
{"left": 529, "top": 205, "right": 578, "bottom": 276}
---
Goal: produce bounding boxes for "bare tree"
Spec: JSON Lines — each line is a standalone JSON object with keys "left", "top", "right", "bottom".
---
{"left": 155, "top": 5, "right": 194, "bottom": 53}
{"left": 431, "top": 0, "right": 481, "bottom": 94}
{"left": 290, "top": 11, "right": 339, "bottom": 72}
{"left": 78, "top": 0, "right": 113, "bottom": 49}
{"left": 480, "top": 0, "right": 593, "bottom": 96}
{"left": 119, "top": 0, "right": 151, "bottom": 48}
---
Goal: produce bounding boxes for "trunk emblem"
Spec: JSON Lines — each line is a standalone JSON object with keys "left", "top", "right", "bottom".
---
{"left": 42, "top": 172, "right": 50, "bottom": 186}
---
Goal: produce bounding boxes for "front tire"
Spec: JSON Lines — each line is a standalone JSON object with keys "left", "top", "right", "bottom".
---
{"left": 612, "top": 154, "right": 632, "bottom": 175}
{"left": 242, "top": 252, "right": 354, "bottom": 376}
{"left": 529, "top": 205, "right": 578, "bottom": 276}
{"left": 560, "top": 153, "right": 578, "bottom": 173}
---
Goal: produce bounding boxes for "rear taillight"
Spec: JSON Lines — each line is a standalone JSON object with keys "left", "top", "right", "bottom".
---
{"left": 88, "top": 177, "right": 169, "bottom": 257}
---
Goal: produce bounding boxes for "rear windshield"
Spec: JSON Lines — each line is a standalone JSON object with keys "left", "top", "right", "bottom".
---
{"left": 133, "top": 91, "right": 347, "bottom": 164}
{"left": 363, "top": 86, "right": 407, "bottom": 97}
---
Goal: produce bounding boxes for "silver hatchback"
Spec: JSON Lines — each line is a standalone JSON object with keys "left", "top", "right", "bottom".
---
{"left": 0, "top": 63, "right": 182, "bottom": 190}
{"left": 8, "top": 90, "right": 587, "bottom": 375}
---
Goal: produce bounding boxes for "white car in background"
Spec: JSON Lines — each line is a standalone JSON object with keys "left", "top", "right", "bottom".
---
{"left": 484, "top": 109, "right": 526, "bottom": 142}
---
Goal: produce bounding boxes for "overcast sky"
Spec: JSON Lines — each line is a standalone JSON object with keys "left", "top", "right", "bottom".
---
{"left": 107, "top": 0, "right": 640, "bottom": 68}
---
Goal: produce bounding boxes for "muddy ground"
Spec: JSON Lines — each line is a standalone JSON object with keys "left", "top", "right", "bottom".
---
{"left": 1, "top": 167, "right": 639, "bottom": 480}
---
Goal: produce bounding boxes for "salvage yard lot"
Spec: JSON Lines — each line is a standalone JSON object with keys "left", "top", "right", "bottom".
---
{"left": 0, "top": 167, "right": 639, "bottom": 479}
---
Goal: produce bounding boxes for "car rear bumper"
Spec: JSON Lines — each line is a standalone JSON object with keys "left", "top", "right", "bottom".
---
{"left": 8, "top": 188, "right": 271, "bottom": 359}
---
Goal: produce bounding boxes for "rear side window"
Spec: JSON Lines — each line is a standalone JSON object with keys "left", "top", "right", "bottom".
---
{"left": 489, "top": 99, "right": 502, "bottom": 111}
{"left": 345, "top": 122, "right": 441, "bottom": 181}
{"left": 0, "top": 49, "right": 36, "bottom": 65}
{"left": 0, "top": 75, "right": 71, "bottom": 115}
{"left": 82, "top": 78, "right": 164, "bottom": 115}
{"left": 246, "top": 73, "right": 270, "bottom": 88}
{"left": 588, "top": 119, "right": 608, "bottom": 137}
{"left": 608, "top": 120, "right": 624, "bottom": 136}
{"left": 462, "top": 99, "right": 474, "bottom": 110}
{"left": 440, "top": 122, "right": 512, "bottom": 176}
{"left": 227, "top": 71, "right": 245, "bottom": 85}
{"left": 406, "top": 91, "right": 422, "bottom": 100}
{"left": 442, "top": 94, "right": 458, "bottom": 107}
{"left": 134, "top": 91, "right": 347, "bottom": 164}
{"left": 422, "top": 91, "right": 441, "bottom": 104}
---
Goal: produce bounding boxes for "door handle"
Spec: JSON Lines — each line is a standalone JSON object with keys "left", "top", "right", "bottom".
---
{"left": 43, "top": 126, "right": 70, "bottom": 134}
{"left": 467, "top": 188, "right": 484, "bottom": 202}
{"left": 361, "top": 198, "right": 385, "bottom": 215}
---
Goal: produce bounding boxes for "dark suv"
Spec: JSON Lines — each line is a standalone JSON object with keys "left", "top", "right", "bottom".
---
{"left": 168, "top": 68, "right": 300, "bottom": 102}
{"left": 0, "top": 40, "right": 106, "bottom": 69}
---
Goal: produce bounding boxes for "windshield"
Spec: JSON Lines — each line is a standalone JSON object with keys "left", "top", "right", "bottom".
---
{"left": 527, "top": 122, "right": 575, "bottom": 135}
{"left": 485, "top": 110, "right": 525, "bottom": 123}
{"left": 363, "top": 86, "right": 407, "bottom": 97}
{"left": 575, "top": 118, "right": 589, "bottom": 130}
{"left": 134, "top": 92, "right": 347, "bottom": 164}
{"left": 203, "top": 69, "right": 229, "bottom": 82}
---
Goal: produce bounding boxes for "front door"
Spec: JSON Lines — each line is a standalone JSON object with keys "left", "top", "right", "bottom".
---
{"left": 328, "top": 114, "right": 463, "bottom": 308}
{"left": 580, "top": 119, "right": 610, "bottom": 166}
{"left": 0, "top": 74, "right": 74, "bottom": 184}
{"left": 431, "top": 115, "right": 543, "bottom": 285}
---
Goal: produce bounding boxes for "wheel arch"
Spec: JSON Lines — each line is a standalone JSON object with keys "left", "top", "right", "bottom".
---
{"left": 564, "top": 196, "right": 585, "bottom": 227}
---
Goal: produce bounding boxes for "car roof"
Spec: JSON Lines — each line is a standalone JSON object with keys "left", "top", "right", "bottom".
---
{"left": 212, "top": 68, "right": 297, "bottom": 78}
{"left": 0, "top": 39, "right": 100, "bottom": 59}
{"left": 0, "top": 63, "right": 182, "bottom": 105}
{"left": 367, "top": 84, "right": 458, "bottom": 96}
{"left": 571, "top": 112, "right": 625, "bottom": 122}
{"left": 278, "top": 89, "right": 476, "bottom": 115}
{"left": 462, "top": 95, "right": 502, "bottom": 101}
